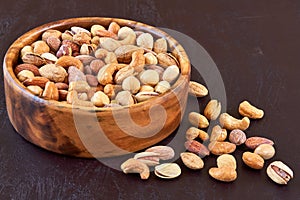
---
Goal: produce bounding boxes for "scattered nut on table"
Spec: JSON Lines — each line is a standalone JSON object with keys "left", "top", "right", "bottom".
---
{"left": 239, "top": 100, "right": 264, "bottom": 119}
{"left": 266, "top": 161, "right": 293, "bottom": 185}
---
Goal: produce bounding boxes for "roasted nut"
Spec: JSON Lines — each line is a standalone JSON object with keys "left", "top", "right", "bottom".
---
{"left": 20, "top": 45, "right": 33, "bottom": 58}
{"left": 100, "top": 37, "right": 121, "bottom": 52}
{"left": 129, "top": 50, "right": 146, "bottom": 72}
{"left": 56, "top": 56, "right": 84, "bottom": 71}
{"left": 266, "top": 161, "right": 294, "bottom": 185}
{"left": 242, "top": 152, "right": 264, "bottom": 170}
{"left": 22, "top": 53, "right": 46, "bottom": 67}
{"left": 229, "top": 129, "right": 247, "bottom": 145}
{"left": 56, "top": 44, "right": 72, "bottom": 58}
{"left": 154, "top": 163, "right": 181, "bottom": 179}
{"left": 39, "top": 64, "right": 68, "bottom": 83}
{"left": 204, "top": 100, "right": 221, "bottom": 120}
{"left": 140, "top": 70, "right": 159, "bottom": 86}
{"left": 209, "top": 167, "right": 237, "bottom": 182}
{"left": 118, "top": 26, "right": 136, "bottom": 45}
{"left": 68, "top": 66, "right": 86, "bottom": 83}
{"left": 73, "top": 31, "right": 91, "bottom": 45}
{"left": 135, "top": 92, "right": 159, "bottom": 102}
{"left": 254, "top": 144, "right": 275, "bottom": 160}
{"left": 180, "top": 152, "right": 204, "bottom": 170}
{"left": 145, "top": 146, "right": 175, "bottom": 160}
{"left": 121, "top": 158, "right": 150, "bottom": 180}
{"left": 41, "top": 52, "right": 58, "bottom": 64}
{"left": 122, "top": 76, "right": 141, "bottom": 94}
{"left": 108, "top": 22, "right": 120, "bottom": 34}
{"left": 46, "top": 36, "right": 61, "bottom": 52}
{"left": 140, "top": 85, "right": 154, "bottom": 92}
{"left": 144, "top": 52, "right": 158, "bottom": 65}
{"left": 188, "top": 81, "right": 208, "bottom": 97}
{"left": 90, "top": 24, "right": 105, "bottom": 37}
{"left": 58, "top": 90, "right": 68, "bottom": 101}
{"left": 210, "top": 125, "right": 227, "bottom": 142}
{"left": 114, "top": 66, "right": 135, "bottom": 84}
{"left": 42, "top": 81, "right": 59, "bottom": 100}
{"left": 90, "top": 59, "right": 105, "bottom": 75}
{"left": 91, "top": 91, "right": 110, "bottom": 107}
{"left": 32, "top": 40, "right": 50, "bottom": 55}
{"left": 42, "top": 29, "right": 62, "bottom": 41}
{"left": 157, "top": 53, "right": 178, "bottom": 67}
{"left": 219, "top": 113, "right": 250, "bottom": 131}
{"left": 134, "top": 152, "right": 160, "bottom": 166}
{"left": 162, "top": 65, "right": 179, "bottom": 83}
{"left": 115, "top": 91, "right": 135, "bottom": 106}
{"left": 217, "top": 154, "right": 237, "bottom": 170}
{"left": 208, "top": 141, "right": 236, "bottom": 155}
{"left": 17, "top": 70, "right": 34, "bottom": 82}
{"left": 86, "top": 75, "right": 99, "bottom": 87}
{"left": 154, "top": 81, "right": 171, "bottom": 94}
{"left": 27, "top": 85, "right": 43, "bottom": 96}
{"left": 154, "top": 38, "right": 167, "bottom": 54}
{"left": 239, "top": 100, "right": 264, "bottom": 119}
{"left": 97, "top": 63, "right": 126, "bottom": 85}
{"left": 185, "top": 140, "right": 210, "bottom": 158}
{"left": 245, "top": 136, "right": 274, "bottom": 150}
{"left": 23, "top": 76, "right": 50, "bottom": 88}
{"left": 55, "top": 82, "right": 69, "bottom": 90}
{"left": 186, "top": 127, "right": 199, "bottom": 140}
{"left": 188, "top": 112, "right": 209, "bottom": 129}
{"left": 137, "top": 33, "right": 154, "bottom": 49}
{"left": 103, "top": 84, "right": 121, "bottom": 99}
{"left": 69, "top": 81, "right": 91, "bottom": 93}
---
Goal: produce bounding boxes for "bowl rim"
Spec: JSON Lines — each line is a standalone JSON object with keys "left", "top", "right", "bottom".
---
{"left": 3, "top": 17, "right": 191, "bottom": 112}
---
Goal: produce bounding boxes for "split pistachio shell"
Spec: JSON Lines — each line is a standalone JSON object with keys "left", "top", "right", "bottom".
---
{"left": 154, "top": 163, "right": 181, "bottom": 179}
{"left": 266, "top": 161, "right": 294, "bottom": 185}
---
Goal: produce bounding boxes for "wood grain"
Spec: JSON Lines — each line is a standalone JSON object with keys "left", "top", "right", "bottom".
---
{"left": 3, "top": 17, "right": 191, "bottom": 158}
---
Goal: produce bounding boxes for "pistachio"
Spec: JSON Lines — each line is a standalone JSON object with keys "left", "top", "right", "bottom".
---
{"left": 154, "top": 38, "right": 167, "bottom": 54}
{"left": 122, "top": 76, "right": 141, "bottom": 94}
{"left": 22, "top": 53, "right": 46, "bottom": 66}
{"left": 91, "top": 91, "right": 110, "bottom": 107}
{"left": 135, "top": 92, "right": 159, "bottom": 102}
{"left": 133, "top": 152, "right": 160, "bottom": 166}
{"left": 157, "top": 53, "right": 178, "bottom": 67}
{"left": 115, "top": 90, "right": 135, "bottom": 106}
{"left": 140, "top": 70, "right": 160, "bottom": 86}
{"left": 154, "top": 81, "right": 171, "bottom": 94}
{"left": 154, "top": 163, "right": 181, "bottom": 179}
{"left": 145, "top": 146, "right": 175, "bottom": 160}
{"left": 266, "top": 161, "right": 294, "bottom": 185}
{"left": 139, "top": 85, "right": 154, "bottom": 92}
{"left": 162, "top": 65, "right": 180, "bottom": 83}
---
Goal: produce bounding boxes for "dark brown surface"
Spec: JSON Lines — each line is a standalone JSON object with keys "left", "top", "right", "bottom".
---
{"left": 0, "top": 0, "right": 299, "bottom": 199}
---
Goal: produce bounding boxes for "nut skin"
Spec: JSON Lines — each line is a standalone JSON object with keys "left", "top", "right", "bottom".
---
{"left": 208, "top": 141, "right": 236, "bottom": 155}
{"left": 219, "top": 113, "right": 250, "bottom": 131}
{"left": 229, "top": 129, "right": 247, "bottom": 145}
{"left": 266, "top": 161, "right": 294, "bottom": 185}
{"left": 23, "top": 77, "right": 50, "bottom": 88}
{"left": 185, "top": 140, "right": 210, "bottom": 158}
{"left": 121, "top": 158, "right": 150, "bottom": 180}
{"left": 180, "top": 152, "right": 204, "bottom": 170}
{"left": 245, "top": 137, "right": 274, "bottom": 150}
{"left": 188, "top": 112, "right": 209, "bottom": 129}
{"left": 239, "top": 100, "right": 264, "bottom": 119}
{"left": 204, "top": 100, "right": 221, "bottom": 120}
{"left": 188, "top": 81, "right": 208, "bottom": 97}
{"left": 242, "top": 152, "right": 264, "bottom": 170}
{"left": 254, "top": 144, "right": 275, "bottom": 160}
{"left": 14, "top": 63, "right": 40, "bottom": 76}
{"left": 209, "top": 167, "right": 237, "bottom": 182}
{"left": 39, "top": 64, "right": 68, "bottom": 83}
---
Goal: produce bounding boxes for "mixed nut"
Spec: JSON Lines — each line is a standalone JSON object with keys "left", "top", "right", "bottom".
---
{"left": 15, "top": 22, "right": 182, "bottom": 107}
{"left": 120, "top": 82, "right": 294, "bottom": 185}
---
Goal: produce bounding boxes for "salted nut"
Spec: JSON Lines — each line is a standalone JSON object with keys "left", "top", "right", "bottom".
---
{"left": 145, "top": 145, "right": 175, "bottom": 160}
{"left": 239, "top": 100, "right": 264, "bottom": 119}
{"left": 134, "top": 152, "right": 160, "bottom": 166}
{"left": 266, "top": 161, "right": 294, "bottom": 185}
{"left": 180, "top": 152, "right": 204, "bottom": 170}
{"left": 121, "top": 158, "right": 150, "bottom": 180}
{"left": 188, "top": 81, "right": 208, "bottom": 97}
{"left": 204, "top": 99, "right": 221, "bottom": 120}
{"left": 219, "top": 113, "right": 250, "bottom": 131}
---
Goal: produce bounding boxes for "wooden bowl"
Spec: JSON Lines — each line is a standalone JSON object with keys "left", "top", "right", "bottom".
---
{"left": 3, "top": 17, "right": 191, "bottom": 158}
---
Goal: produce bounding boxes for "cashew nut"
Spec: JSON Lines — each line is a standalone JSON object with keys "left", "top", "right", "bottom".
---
{"left": 94, "top": 48, "right": 118, "bottom": 64}
{"left": 118, "top": 26, "right": 136, "bottom": 45}
{"left": 97, "top": 63, "right": 127, "bottom": 85}
{"left": 120, "top": 158, "right": 150, "bottom": 180}
{"left": 239, "top": 100, "right": 264, "bottom": 119}
{"left": 219, "top": 113, "right": 250, "bottom": 131}
{"left": 129, "top": 50, "right": 146, "bottom": 72}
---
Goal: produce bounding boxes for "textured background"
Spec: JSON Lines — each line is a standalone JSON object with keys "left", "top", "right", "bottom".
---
{"left": 1, "top": 0, "right": 300, "bottom": 199}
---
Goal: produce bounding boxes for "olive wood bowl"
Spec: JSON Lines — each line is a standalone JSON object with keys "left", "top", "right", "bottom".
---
{"left": 3, "top": 17, "right": 191, "bottom": 158}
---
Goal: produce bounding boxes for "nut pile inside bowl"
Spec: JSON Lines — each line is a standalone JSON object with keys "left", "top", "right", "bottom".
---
{"left": 14, "top": 22, "right": 181, "bottom": 108}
